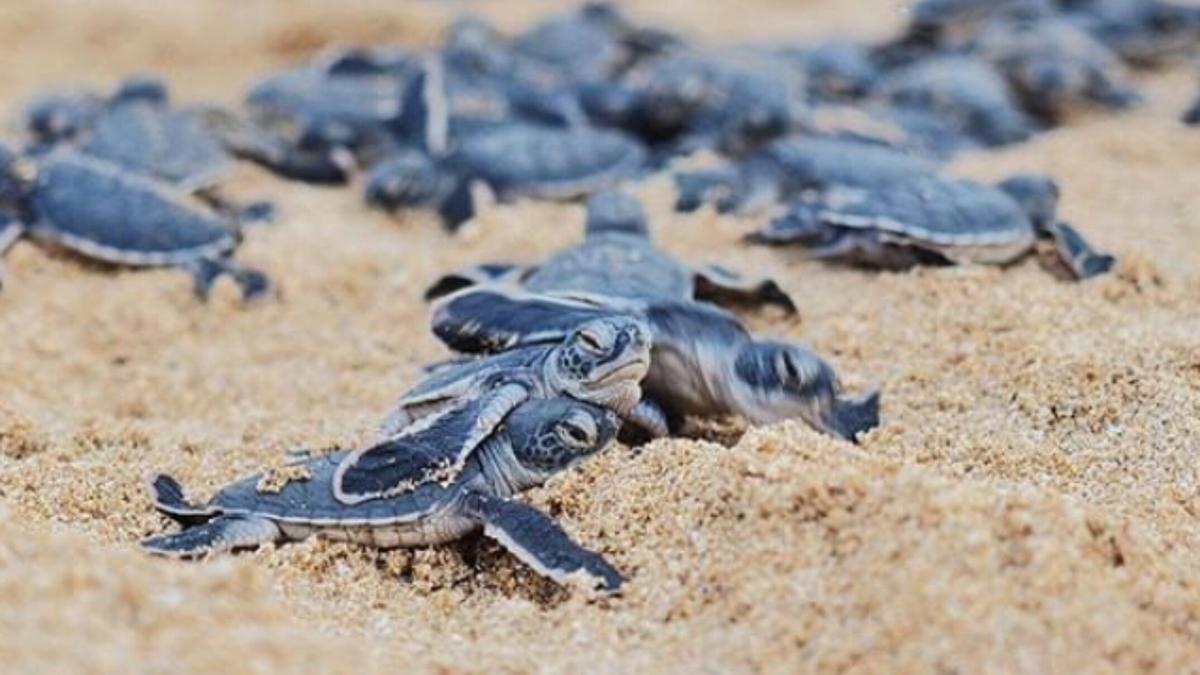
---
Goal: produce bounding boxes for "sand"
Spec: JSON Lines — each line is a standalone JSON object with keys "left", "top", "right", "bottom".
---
{"left": 1, "top": 1, "right": 1199, "bottom": 673}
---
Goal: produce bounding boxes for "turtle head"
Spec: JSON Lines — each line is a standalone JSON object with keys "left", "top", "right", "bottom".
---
{"left": 997, "top": 173, "right": 1059, "bottom": 230}
{"left": 364, "top": 150, "right": 446, "bottom": 211}
{"left": 505, "top": 398, "right": 621, "bottom": 482}
{"left": 585, "top": 189, "right": 648, "bottom": 237}
{"left": 24, "top": 93, "right": 99, "bottom": 145}
{"left": 113, "top": 75, "right": 169, "bottom": 105}
{"left": 732, "top": 340, "right": 879, "bottom": 442}
{"left": 548, "top": 316, "right": 651, "bottom": 417}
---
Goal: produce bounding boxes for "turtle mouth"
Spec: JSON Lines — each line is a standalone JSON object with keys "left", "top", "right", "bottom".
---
{"left": 592, "top": 356, "right": 651, "bottom": 386}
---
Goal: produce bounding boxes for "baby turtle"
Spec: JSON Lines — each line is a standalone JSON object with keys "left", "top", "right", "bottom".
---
{"left": 784, "top": 40, "right": 880, "bottom": 101}
{"left": 379, "top": 313, "right": 652, "bottom": 440}
{"left": 675, "top": 135, "right": 937, "bottom": 214}
{"left": 875, "top": 0, "right": 1056, "bottom": 65}
{"left": 877, "top": 55, "right": 1036, "bottom": 148}
{"left": 748, "top": 173, "right": 1114, "bottom": 280}
{"left": 425, "top": 189, "right": 796, "bottom": 316}
{"left": 430, "top": 288, "right": 879, "bottom": 442}
{"left": 0, "top": 146, "right": 269, "bottom": 299}
{"left": 1064, "top": 0, "right": 1200, "bottom": 67}
{"left": 143, "top": 397, "right": 626, "bottom": 594}
{"left": 366, "top": 122, "right": 646, "bottom": 230}
{"left": 974, "top": 17, "right": 1141, "bottom": 121}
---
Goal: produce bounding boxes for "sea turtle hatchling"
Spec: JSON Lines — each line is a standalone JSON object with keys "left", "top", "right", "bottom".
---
{"left": 424, "top": 190, "right": 796, "bottom": 315}
{"left": 428, "top": 288, "right": 880, "bottom": 442}
{"left": 876, "top": 55, "right": 1037, "bottom": 148}
{"left": 365, "top": 122, "right": 646, "bottom": 230}
{"left": 71, "top": 76, "right": 274, "bottom": 222}
{"left": 973, "top": 16, "right": 1141, "bottom": 121}
{"left": 143, "top": 397, "right": 626, "bottom": 594}
{"left": 675, "top": 135, "right": 937, "bottom": 215}
{"left": 748, "top": 173, "right": 1114, "bottom": 280}
{"left": 1063, "top": 0, "right": 1200, "bottom": 67}
{"left": 0, "top": 145, "right": 269, "bottom": 299}
{"left": 378, "top": 313, "right": 652, "bottom": 444}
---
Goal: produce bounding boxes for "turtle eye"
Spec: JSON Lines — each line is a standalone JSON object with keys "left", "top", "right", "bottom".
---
{"left": 556, "top": 413, "right": 598, "bottom": 449}
{"left": 577, "top": 329, "right": 605, "bottom": 354}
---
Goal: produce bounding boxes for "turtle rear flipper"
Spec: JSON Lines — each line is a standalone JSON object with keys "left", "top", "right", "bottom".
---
{"left": 147, "top": 473, "right": 215, "bottom": 526}
{"left": 142, "top": 515, "right": 281, "bottom": 558}
{"left": 1043, "top": 220, "right": 1114, "bottom": 280}
{"left": 185, "top": 257, "right": 273, "bottom": 301}
{"left": 462, "top": 491, "right": 623, "bottom": 594}
{"left": 693, "top": 263, "right": 797, "bottom": 315}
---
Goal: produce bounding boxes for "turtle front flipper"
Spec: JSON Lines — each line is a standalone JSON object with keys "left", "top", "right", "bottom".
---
{"left": 185, "top": 256, "right": 273, "bottom": 301}
{"left": 692, "top": 263, "right": 797, "bottom": 315}
{"left": 424, "top": 263, "right": 531, "bottom": 301}
{"left": 0, "top": 213, "right": 26, "bottom": 290}
{"left": 431, "top": 287, "right": 615, "bottom": 354}
{"left": 142, "top": 515, "right": 281, "bottom": 558}
{"left": 461, "top": 491, "right": 623, "bottom": 594}
{"left": 147, "top": 473, "right": 216, "bottom": 526}
{"left": 827, "top": 390, "right": 882, "bottom": 443}
{"left": 335, "top": 383, "right": 530, "bottom": 505}
{"left": 625, "top": 398, "right": 670, "bottom": 440}
{"left": 1042, "top": 220, "right": 1115, "bottom": 280}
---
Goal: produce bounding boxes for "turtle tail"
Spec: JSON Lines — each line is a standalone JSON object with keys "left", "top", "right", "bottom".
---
{"left": 827, "top": 390, "right": 881, "bottom": 444}
{"left": 147, "top": 473, "right": 214, "bottom": 526}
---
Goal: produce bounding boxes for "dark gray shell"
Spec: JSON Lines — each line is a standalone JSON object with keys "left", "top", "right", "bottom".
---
{"left": 761, "top": 136, "right": 938, "bottom": 194}
{"left": 878, "top": 55, "right": 1035, "bottom": 147}
{"left": 1065, "top": 0, "right": 1200, "bottom": 66}
{"left": 82, "top": 101, "right": 233, "bottom": 190}
{"left": 524, "top": 234, "right": 692, "bottom": 301}
{"left": 810, "top": 176, "right": 1037, "bottom": 262}
{"left": 29, "top": 152, "right": 236, "bottom": 266}
{"left": 207, "top": 450, "right": 465, "bottom": 525}
{"left": 454, "top": 125, "right": 645, "bottom": 198}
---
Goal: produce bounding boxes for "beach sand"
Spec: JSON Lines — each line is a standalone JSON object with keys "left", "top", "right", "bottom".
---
{"left": 1, "top": 1, "right": 1199, "bottom": 672}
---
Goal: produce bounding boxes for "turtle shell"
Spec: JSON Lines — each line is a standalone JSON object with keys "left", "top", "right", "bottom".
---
{"left": 83, "top": 101, "right": 233, "bottom": 190}
{"left": 818, "top": 176, "right": 1037, "bottom": 264}
{"left": 208, "top": 450, "right": 464, "bottom": 526}
{"left": 762, "top": 136, "right": 937, "bottom": 195}
{"left": 29, "top": 151, "right": 236, "bottom": 266}
{"left": 454, "top": 125, "right": 645, "bottom": 199}
{"left": 524, "top": 234, "right": 692, "bottom": 301}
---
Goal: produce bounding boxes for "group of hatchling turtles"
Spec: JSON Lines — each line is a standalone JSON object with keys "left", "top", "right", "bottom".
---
{"left": 2, "top": 1, "right": 1196, "bottom": 593}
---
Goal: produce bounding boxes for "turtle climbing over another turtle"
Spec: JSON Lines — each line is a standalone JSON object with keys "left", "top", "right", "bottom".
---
{"left": 0, "top": 146, "right": 269, "bottom": 299}
{"left": 675, "top": 135, "right": 937, "bottom": 214}
{"left": 143, "top": 397, "right": 626, "bottom": 594}
{"left": 974, "top": 17, "right": 1142, "bottom": 121}
{"left": 876, "top": 55, "right": 1037, "bottom": 148}
{"left": 748, "top": 173, "right": 1114, "bottom": 280}
{"left": 378, "top": 313, "right": 653, "bottom": 441}
{"left": 429, "top": 288, "right": 879, "bottom": 442}
{"left": 425, "top": 190, "right": 796, "bottom": 315}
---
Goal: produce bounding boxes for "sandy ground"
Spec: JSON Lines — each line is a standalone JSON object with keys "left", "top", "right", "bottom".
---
{"left": 1, "top": 1, "right": 1200, "bottom": 673}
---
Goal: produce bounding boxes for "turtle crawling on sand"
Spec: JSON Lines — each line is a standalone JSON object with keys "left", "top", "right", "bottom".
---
{"left": 425, "top": 190, "right": 796, "bottom": 315}
{"left": 0, "top": 145, "right": 269, "bottom": 299}
{"left": 749, "top": 173, "right": 1114, "bottom": 280}
{"left": 430, "top": 288, "right": 879, "bottom": 442}
{"left": 143, "top": 397, "right": 626, "bottom": 594}
{"left": 675, "top": 135, "right": 937, "bottom": 214}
